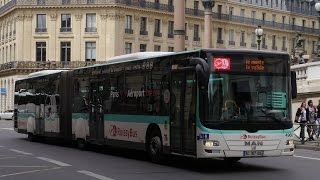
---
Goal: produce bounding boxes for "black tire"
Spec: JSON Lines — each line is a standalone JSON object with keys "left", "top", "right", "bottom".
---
{"left": 27, "top": 133, "right": 36, "bottom": 142}
{"left": 224, "top": 157, "right": 241, "bottom": 164}
{"left": 146, "top": 130, "right": 163, "bottom": 163}
{"left": 77, "top": 138, "right": 87, "bottom": 150}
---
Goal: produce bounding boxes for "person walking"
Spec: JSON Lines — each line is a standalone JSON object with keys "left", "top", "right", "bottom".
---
{"left": 296, "top": 102, "right": 307, "bottom": 140}
{"left": 306, "top": 100, "right": 317, "bottom": 141}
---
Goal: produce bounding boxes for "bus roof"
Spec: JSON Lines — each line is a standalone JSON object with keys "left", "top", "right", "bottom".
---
{"left": 202, "top": 48, "right": 289, "bottom": 56}
{"left": 106, "top": 52, "right": 175, "bottom": 64}
{"left": 16, "top": 70, "right": 68, "bottom": 81}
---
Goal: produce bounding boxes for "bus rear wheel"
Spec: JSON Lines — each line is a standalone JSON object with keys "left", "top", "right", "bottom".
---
{"left": 147, "top": 130, "right": 163, "bottom": 163}
{"left": 77, "top": 138, "right": 87, "bottom": 150}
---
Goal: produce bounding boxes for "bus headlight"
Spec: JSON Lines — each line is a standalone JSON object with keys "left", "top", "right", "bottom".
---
{"left": 286, "top": 139, "right": 294, "bottom": 145}
{"left": 203, "top": 140, "right": 219, "bottom": 147}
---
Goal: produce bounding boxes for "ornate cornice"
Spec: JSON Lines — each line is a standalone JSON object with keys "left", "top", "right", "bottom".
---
{"left": 106, "top": 13, "right": 123, "bottom": 20}
{"left": 100, "top": 14, "right": 108, "bottom": 21}
{"left": 24, "top": 14, "right": 33, "bottom": 21}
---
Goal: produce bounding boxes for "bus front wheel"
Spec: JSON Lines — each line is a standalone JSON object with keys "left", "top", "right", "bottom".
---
{"left": 147, "top": 130, "right": 163, "bottom": 163}
{"left": 224, "top": 157, "right": 241, "bottom": 164}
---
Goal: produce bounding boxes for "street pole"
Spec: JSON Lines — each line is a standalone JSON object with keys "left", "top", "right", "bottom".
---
{"left": 202, "top": 0, "right": 215, "bottom": 48}
{"left": 174, "top": 0, "right": 185, "bottom": 52}
{"left": 257, "top": 38, "right": 261, "bottom": 50}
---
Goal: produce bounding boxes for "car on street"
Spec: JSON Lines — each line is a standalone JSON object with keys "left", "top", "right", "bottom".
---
{"left": 0, "top": 110, "right": 14, "bottom": 120}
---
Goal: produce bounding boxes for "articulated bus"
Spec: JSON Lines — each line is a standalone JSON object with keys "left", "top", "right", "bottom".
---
{"left": 14, "top": 49, "right": 297, "bottom": 163}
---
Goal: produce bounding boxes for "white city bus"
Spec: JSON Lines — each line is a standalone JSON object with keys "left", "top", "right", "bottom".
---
{"left": 14, "top": 49, "right": 296, "bottom": 163}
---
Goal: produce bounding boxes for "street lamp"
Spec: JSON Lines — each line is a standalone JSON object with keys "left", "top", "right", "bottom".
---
{"left": 314, "top": 1, "right": 320, "bottom": 61}
{"left": 255, "top": 25, "right": 263, "bottom": 50}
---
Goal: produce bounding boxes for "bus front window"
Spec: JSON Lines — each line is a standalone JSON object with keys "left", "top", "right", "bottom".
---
{"left": 199, "top": 55, "right": 292, "bottom": 130}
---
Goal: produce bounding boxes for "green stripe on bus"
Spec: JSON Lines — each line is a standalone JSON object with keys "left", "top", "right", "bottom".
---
{"left": 17, "top": 113, "right": 35, "bottom": 118}
{"left": 72, "top": 113, "right": 169, "bottom": 124}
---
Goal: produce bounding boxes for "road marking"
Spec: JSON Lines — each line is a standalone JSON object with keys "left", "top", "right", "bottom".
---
{"left": 0, "top": 128, "right": 13, "bottom": 130}
{"left": 0, "top": 167, "right": 61, "bottom": 178}
{"left": 9, "top": 149, "right": 33, "bottom": 155}
{"left": 0, "top": 157, "right": 17, "bottom": 160}
{"left": 0, "top": 166, "right": 50, "bottom": 168}
{"left": 294, "top": 155, "right": 320, "bottom": 161}
{"left": 77, "top": 170, "right": 115, "bottom": 180}
{"left": 37, "top": 157, "right": 71, "bottom": 167}
{"left": 0, "top": 145, "right": 4, "bottom": 147}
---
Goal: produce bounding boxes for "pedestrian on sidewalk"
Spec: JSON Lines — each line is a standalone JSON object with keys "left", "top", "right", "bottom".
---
{"left": 296, "top": 102, "right": 307, "bottom": 140}
{"left": 306, "top": 100, "right": 317, "bottom": 141}
{"left": 316, "top": 104, "right": 320, "bottom": 138}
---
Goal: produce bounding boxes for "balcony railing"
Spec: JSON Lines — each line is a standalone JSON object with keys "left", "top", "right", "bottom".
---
{"left": 154, "top": 32, "right": 162, "bottom": 37}
{"left": 0, "top": 61, "right": 102, "bottom": 73}
{"left": 167, "top": 34, "right": 173, "bottom": 38}
{"left": 194, "top": 37, "right": 200, "bottom": 41}
{"left": 217, "top": 39, "right": 223, "bottom": 44}
{"left": 85, "top": 27, "right": 97, "bottom": 32}
{"left": 282, "top": 47, "right": 287, "bottom": 51}
{"left": 35, "top": 28, "right": 47, "bottom": 32}
{"left": 140, "top": 30, "right": 148, "bottom": 35}
{"left": 251, "top": 43, "right": 257, "bottom": 48}
{"left": 272, "top": 46, "right": 278, "bottom": 50}
{"left": 229, "top": 41, "right": 235, "bottom": 45}
{"left": 240, "top": 42, "right": 246, "bottom": 47}
{"left": 125, "top": 28, "right": 133, "bottom": 34}
{"left": 60, "top": 27, "right": 72, "bottom": 32}
{"left": 262, "top": 45, "right": 268, "bottom": 49}
{"left": 0, "top": 0, "right": 319, "bottom": 36}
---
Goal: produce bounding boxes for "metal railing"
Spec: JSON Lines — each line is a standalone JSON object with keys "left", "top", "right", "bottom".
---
{"left": 294, "top": 122, "right": 320, "bottom": 145}
{"left": 0, "top": 0, "right": 318, "bottom": 35}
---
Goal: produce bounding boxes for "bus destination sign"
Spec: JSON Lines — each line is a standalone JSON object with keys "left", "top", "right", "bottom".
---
{"left": 245, "top": 59, "right": 265, "bottom": 71}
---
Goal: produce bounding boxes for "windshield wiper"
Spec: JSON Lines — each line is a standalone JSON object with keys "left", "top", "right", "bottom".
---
{"left": 257, "top": 115, "right": 288, "bottom": 127}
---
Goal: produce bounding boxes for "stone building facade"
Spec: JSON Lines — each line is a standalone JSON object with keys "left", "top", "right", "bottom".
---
{"left": 0, "top": 0, "right": 319, "bottom": 111}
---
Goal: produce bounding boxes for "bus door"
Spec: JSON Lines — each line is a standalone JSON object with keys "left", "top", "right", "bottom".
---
{"left": 170, "top": 71, "right": 196, "bottom": 155}
{"left": 35, "top": 93, "right": 45, "bottom": 135}
{"left": 88, "top": 81, "right": 105, "bottom": 142}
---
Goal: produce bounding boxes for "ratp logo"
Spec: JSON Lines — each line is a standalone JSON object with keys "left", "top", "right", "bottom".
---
{"left": 240, "top": 134, "right": 248, "bottom": 139}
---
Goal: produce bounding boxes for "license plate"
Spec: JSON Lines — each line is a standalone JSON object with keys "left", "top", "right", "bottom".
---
{"left": 243, "top": 150, "right": 264, "bottom": 157}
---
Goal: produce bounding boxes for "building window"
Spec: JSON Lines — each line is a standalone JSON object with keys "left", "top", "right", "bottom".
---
{"left": 282, "top": 37, "right": 287, "bottom": 51}
{"left": 154, "top": 45, "right": 161, "bottom": 51}
{"left": 262, "top": 13, "right": 266, "bottom": 21}
{"left": 313, "top": 21, "right": 316, "bottom": 29}
{"left": 36, "top": 42, "right": 46, "bottom": 62}
{"left": 168, "top": 46, "right": 174, "bottom": 52}
{"left": 272, "top": 14, "right": 276, "bottom": 23}
{"left": 272, "top": 35, "right": 277, "bottom": 50}
{"left": 240, "top": 9, "right": 245, "bottom": 17}
{"left": 240, "top": 31, "right": 246, "bottom": 46}
{"left": 125, "top": 42, "right": 132, "bottom": 54}
{"left": 229, "top": 29, "right": 234, "bottom": 45}
{"left": 251, "top": 11, "right": 256, "bottom": 19}
{"left": 262, "top": 34, "right": 267, "bottom": 48}
{"left": 217, "top": 28, "right": 223, "bottom": 44}
{"left": 140, "top": 17, "right": 148, "bottom": 35}
{"left": 313, "top": 41, "right": 316, "bottom": 53}
{"left": 302, "top": 20, "right": 306, "bottom": 28}
{"left": 36, "top": 14, "right": 47, "bottom": 32}
{"left": 61, "top": 14, "right": 71, "bottom": 32}
{"left": 125, "top": 15, "right": 133, "bottom": 34}
{"left": 168, "top": 21, "right": 174, "bottom": 38}
{"left": 154, "top": 19, "right": 161, "bottom": 37}
{"left": 292, "top": 18, "right": 295, "bottom": 26}
{"left": 87, "top": 0, "right": 96, "bottom": 4}
{"left": 62, "top": 0, "right": 71, "bottom": 5}
{"left": 85, "top": 42, "right": 96, "bottom": 61}
{"left": 251, "top": 32, "right": 256, "bottom": 47}
{"left": 85, "top": 13, "right": 96, "bottom": 32}
{"left": 140, "top": 44, "right": 147, "bottom": 52}
{"left": 194, "top": 24, "right": 200, "bottom": 41}
{"left": 282, "top": 16, "right": 286, "bottom": 24}
{"left": 229, "top": 7, "right": 234, "bottom": 16}
{"left": 61, "top": 42, "right": 71, "bottom": 62}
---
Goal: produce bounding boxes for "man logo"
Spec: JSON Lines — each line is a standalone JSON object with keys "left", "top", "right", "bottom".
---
{"left": 240, "top": 134, "right": 247, "bottom": 139}
{"left": 244, "top": 141, "right": 263, "bottom": 146}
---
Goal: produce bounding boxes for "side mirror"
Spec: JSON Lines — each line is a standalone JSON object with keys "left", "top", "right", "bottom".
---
{"left": 291, "top": 71, "right": 297, "bottom": 99}
{"left": 189, "top": 57, "right": 210, "bottom": 87}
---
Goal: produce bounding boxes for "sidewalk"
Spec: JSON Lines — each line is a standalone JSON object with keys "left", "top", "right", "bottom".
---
{"left": 294, "top": 140, "right": 320, "bottom": 151}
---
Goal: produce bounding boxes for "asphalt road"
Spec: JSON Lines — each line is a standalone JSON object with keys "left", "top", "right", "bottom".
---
{"left": 1, "top": 120, "right": 320, "bottom": 180}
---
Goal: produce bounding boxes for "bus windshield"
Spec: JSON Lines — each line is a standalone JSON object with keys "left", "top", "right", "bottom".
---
{"left": 199, "top": 53, "right": 292, "bottom": 130}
